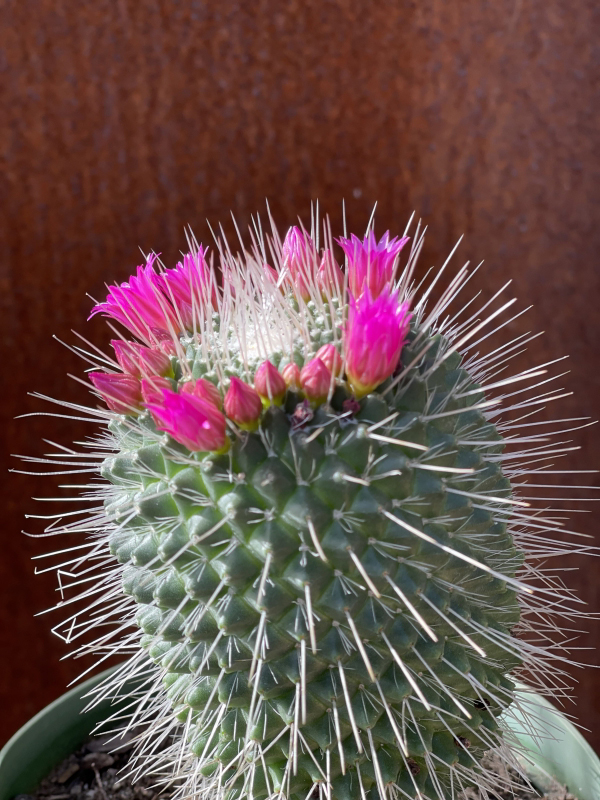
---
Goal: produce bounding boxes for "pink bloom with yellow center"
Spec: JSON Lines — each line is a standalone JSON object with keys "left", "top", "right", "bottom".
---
{"left": 146, "top": 389, "right": 227, "bottom": 452}
{"left": 89, "top": 372, "right": 142, "bottom": 414}
{"left": 337, "top": 231, "right": 409, "bottom": 298}
{"left": 316, "top": 343, "right": 343, "bottom": 377}
{"left": 89, "top": 255, "right": 177, "bottom": 343}
{"left": 281, "top": 226, "right": 317, "bottom": 300}
{"left": 224, "top": 377, "right": 263, "bottom": 430}
{"left": 180, "top": 378, "right": 222, "bottom": 409}
{"left": 254, "top": 361, "right": 286, "bottom": 406}
{"left": 112, "top": 340, "right": 172, "bottom": 378}
{"left": 344, "top": 287, "right": 411, "bottom": 398}
{"left": 161, "top": 248, "right": 218, "bottom": 330}
{"left": 300, "top": 357, "right": 332, "bottom": 403}
{"left": 140, "top": 376, "right": 173, "bottom": 405}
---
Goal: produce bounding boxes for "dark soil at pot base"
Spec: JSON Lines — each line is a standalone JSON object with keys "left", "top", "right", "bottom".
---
{"left": 14, "top": 730, "right": 175, "bottom": 800}
{"left": 15, "top": 737, "right": 576, "bottom": 800}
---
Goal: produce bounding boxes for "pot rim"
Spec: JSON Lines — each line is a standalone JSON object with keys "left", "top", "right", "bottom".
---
{"left": 1, "top": 670, "right": 598, "bottom": 800}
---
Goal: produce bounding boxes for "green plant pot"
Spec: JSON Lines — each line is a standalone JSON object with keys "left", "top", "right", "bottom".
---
{"left": 0, "top": 671, "right": 598, "bottom": 800}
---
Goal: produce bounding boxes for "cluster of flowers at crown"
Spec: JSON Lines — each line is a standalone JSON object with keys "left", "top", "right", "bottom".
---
{"left": 88, "top": 227, "right": 412, "bottom": 453}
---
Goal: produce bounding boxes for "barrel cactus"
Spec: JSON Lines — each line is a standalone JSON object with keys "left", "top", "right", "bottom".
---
{"left": 30, "top": 214, "right": 594, "bottom": 800}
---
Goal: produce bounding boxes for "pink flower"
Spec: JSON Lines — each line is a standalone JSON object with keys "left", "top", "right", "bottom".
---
{"left": 282, "top": 362, "right": 302, "bottom": 392}
{"left": 112, "top": 340, "right": 172, "bottom": 378}
{"left": 224, "top": 377, "right": 263, "bottom": 430}
{"left": 89, "top": 372, "right": 142, "bottom": 414}
{"left": 89, "top": 255, "right": 178, "bottom": 343}
{"left": 263, "top": 263, "right": 281, "bottom": 287}
{"left": 344, "top": 288, "right": 411, "bottom": 398}
{"left": 150, "top": 327, "right": 178, "bottom": 356}
{"left": 300, "top": 357, "right": 332, "bottom": 403}
{"left": 160, "top": 248, "right": 218, "bottom": 330}
{"left": 254, "top": 361, "right": 286, "bottom": 406}
{"left": 281, "top": 226, "right": 317, "bottom": 300}
{"left": 146, "top": 389, "right": 227, "bottom": 452}
{"left": 141, "top": 376, "right": 173, "bottom": 405}
{"left": 337, "top": 231, "right": 409, "bottom": 298}
{"left": 180, "top": 378, "right": 222, "bottom": 409}
{"left": 317, "top": 249, "right": 344, "bottom": 296}
{"left": 316, "top": 344, "right": 343, "bottom": 377}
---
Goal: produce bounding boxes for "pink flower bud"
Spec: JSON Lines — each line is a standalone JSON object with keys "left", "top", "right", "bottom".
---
{"left": 112, "top": 340, "right": 172, "bottom": 378}
{"left": 254, "top": 361, "right": 287, "bottom": 406}
{"left": 150, "top": 327, "right": 178, "bottom": 356}
{"left": 344, "top": 287, "right": 411, "bottom": 398}
{"left": 337, "top": 231, "right": 409, "bottom": 298}
{"left": 89, "top": 372, "right": 142, "bottom": 414}
{"left": 317, "top": 249, "right": 344, "bottom": 296}
{"left": 281, "top": 226, "right": 317, "bottom": 301}
{"left": 141, "top": 376, "right": 173, "bottom": 405}
{"left": 316, "top": 344, "right": 343, "bottom": 377}
{"left": 300, "top": 357, "right": 332, "bottom": 404}
{"left": 263, "top": 263, "right": 281, "bottom": 286}
{"left": 224, "top": 376, "right": 263, "bottom": 430}
{"left": 146, "top": 389, "right": 227, "bottom": 452}
{"left": 282, "top": 362, "right": 302, "bottom": 392}
{"left": 180, "top": 378, "right": 222, "bottom": 409}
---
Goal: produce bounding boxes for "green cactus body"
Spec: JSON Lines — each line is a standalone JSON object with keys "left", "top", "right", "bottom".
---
{"left": 103, "top": 325, "right": 522, "bottom": 800}
{"left": 34, "top": 219, "right": 590, "bottom": 800}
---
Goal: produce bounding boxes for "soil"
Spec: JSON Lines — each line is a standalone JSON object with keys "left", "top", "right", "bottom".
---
{"left": 14, "top": 730, "right": 175, "bottom": 800}
{"left": 14, "top": 738, "right": 576, "bottom": 800}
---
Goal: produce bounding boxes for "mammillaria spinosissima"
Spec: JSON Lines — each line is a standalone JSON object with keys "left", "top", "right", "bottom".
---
{"left": 23, "top": 211, "right": 597, "bottom": 800}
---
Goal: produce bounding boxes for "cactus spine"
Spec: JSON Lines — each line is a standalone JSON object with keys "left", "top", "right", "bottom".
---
{"left": 29, "top": 216, "right": 595, "bottom": 800}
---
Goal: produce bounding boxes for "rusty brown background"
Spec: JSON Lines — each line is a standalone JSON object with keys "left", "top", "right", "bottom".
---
{"left": 1, "top": 0, "right": 599, "bottom": 753}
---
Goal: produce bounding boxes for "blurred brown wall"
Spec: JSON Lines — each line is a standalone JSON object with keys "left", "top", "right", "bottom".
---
{"left": 1, "top": 0, "right": 599, "bottom": 752}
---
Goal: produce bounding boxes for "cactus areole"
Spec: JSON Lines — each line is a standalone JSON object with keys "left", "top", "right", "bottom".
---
{"left": 30, "top": 217, "right": 592, "bottom": 800}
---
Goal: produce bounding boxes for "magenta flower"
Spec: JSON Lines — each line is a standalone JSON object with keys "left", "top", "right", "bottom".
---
{"left": 316, "top": 343, "right": 343, "bottom": 377}
{"left": 282, "top": 362, "right": 302, "bottom": 392}
{"left": 89, "top": 255, "right": 178, "bottom": 343}
{"left": 180, "top": 377, "right": 223, "bottom": 409}
{"left": 146, "top": 389, "right": 227, "bottom": 452}
{"left": 300, "top": 357, "right": 332, "bottom": 403}
{"left": 281, "top": 226, "right": 317, "bottom": 300}
{"left": 150, "top": 327, "right": 178, "bottom": 356}
{"left": 89, "top": 372, "right": 142, "bottom": 414}
{"left": 224, "top": 377, "right": 263, "bottom": 430}
{"left": 160, "top": 248, "right": 217, "bottom": 330}
{"left": 112, "top": 340, "right": 172, "bottom": 378}
{"left": 140, "top": 376, "right": 173, "bottom": 406}
{"left": 344, "top": 287, "right": 411, "bottom": 398}
{"left": 263, "top": 263, "right": 281, "bottom": 288}
{"left": 337, "top": 231, "right": 409, "bottom": 298}
{"left": 254, "top": 361, "right": 286, "bottom": 406}
{"left": 317, "top": 249, "right": 344, "bottom": 296}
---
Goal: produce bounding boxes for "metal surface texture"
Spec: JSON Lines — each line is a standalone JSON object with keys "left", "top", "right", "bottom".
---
{"left": 0, "top": 0, "right": 598, "bottom": 751}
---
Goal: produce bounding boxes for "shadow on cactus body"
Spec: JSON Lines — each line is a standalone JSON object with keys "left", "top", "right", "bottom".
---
{"left": 29, "top": 218, "right": 596, "bottom": 800}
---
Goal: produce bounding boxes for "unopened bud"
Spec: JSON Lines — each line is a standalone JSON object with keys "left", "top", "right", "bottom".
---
{"left": 180, "top": 378, "right": 222, "bottom": 409}
{"left": 316, "top": 344, "right": 343, "bottom": 377}
{"left": 282, "top": 362, "right": 302, "bottom": 392}
{"left": 254, "top": 361, "right": 287, "bottom": 406}
{"left": 300, "top": 357, "right": 332, "bottom": 404}
{"left": 90, "top": 372, "right": 142, "bottom": 415}
{"left": 224, "top": 377, "right": 263, "bottom": 430}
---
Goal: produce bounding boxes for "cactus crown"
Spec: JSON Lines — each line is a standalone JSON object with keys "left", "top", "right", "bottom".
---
{"left": 27, "top": 212, "right": 595, "bottom": 800}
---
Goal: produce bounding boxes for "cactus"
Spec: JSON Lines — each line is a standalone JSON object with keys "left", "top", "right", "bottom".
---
{"left": 28, "top": 216, "right": 595, "bottom": 800}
